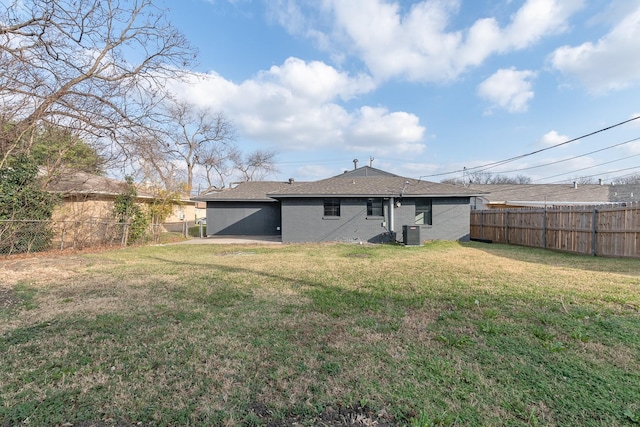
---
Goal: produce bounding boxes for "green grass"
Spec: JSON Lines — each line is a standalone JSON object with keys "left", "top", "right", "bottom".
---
{"left": 1, "top": 241, "right": 639, "bottom": 426}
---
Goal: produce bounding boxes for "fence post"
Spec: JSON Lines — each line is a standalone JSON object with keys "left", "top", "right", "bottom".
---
{"left": 121, "top": 222, "right": 129, "bottom": 247}
{"left": 542, "top": 209, "right": 547, "bottom": 249}
{"left": 60, "top": 223, "right": 66, "bottom": 250}
{"left": 591, "top": 208, "right": 598, "bottom": 257}
{"left": 89, "top": 218, "right": 94, "bottom": 248}
{"left": 480, "top": 211, "right": 484, "bottom": 240}
{"left": 505, "top": 210, "right": 509, "bottom": 244}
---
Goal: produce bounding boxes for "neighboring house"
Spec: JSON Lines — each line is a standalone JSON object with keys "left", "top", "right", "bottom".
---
{"left": 468, "top": 182, "right": 640, "bottom": 209}
{"left": 46, "top": 171, "right": 201, "bottom": 228}
{"left": 194, "top": 166, "right": 483, "bottom": 243}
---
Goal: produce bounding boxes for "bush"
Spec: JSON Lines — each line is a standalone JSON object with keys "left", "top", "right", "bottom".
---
{"left": 0, "top": 156, "right": 58, "bottom": 254}
{"left": 113, "top": 176, "right": 149, "bottom": 244}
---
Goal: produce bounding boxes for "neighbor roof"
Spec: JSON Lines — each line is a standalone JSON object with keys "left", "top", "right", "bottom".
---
{"left": 269, "top": 166, "right": 483, "bottom": 198}
{"left": 468, "top": 183, "right": 640, "bottom": 206}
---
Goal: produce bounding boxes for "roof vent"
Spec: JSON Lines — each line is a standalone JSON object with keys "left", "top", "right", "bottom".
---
{"left": 353, "top": 158, "right": 358, "bottom": 169}
{"left": 573, "top": 181, "right": 578, "bottom": 189}
{"left": 288, "top": 178, "right": 295, "bottom": 184}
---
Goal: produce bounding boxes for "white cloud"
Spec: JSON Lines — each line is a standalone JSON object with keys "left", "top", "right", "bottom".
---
{"left": 169, "top": 57, "right": 424, "bottom": 153}
{"left": 345, "top": 107, "right": 426, "bottom": 154}
{"left": 477, "top": 68, "right": 537, "bottom": 113}
{"left": 276, "top": 0, "right": 583, "bottom": 83}
{"left": 550, "top": 5, "right": 640, "bottom": 93}
{"left": 539, "top": 130, "right": 570, "bottom": 146}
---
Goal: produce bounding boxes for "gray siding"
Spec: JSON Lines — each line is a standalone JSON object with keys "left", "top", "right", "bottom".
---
{"left": 206, "top": 202, "right": 281, "bottom": 235}
{"left": 280, "top": 197, "right": 471, "bottom": 243}
{"left": 393, "top": 198, "right": 471, "bottom": 242}
{"left": 281, "top": 198, "right": 392, "bottom": 243}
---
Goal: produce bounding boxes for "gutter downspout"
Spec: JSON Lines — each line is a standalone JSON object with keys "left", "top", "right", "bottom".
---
{"left": 389, "top": 197, "right": 395, "bottom": 238}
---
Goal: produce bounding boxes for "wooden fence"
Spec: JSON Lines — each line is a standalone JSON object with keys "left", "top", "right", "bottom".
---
{"left": 470, "top": 202, "right": 640, "bottom": 258}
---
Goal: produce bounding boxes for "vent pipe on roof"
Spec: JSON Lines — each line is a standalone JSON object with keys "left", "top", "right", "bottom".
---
{"left": 573, "top": 181, "right": 578, "bottom": 189}
{"left": 288, "top": 178, "right": 295, "bottom": 184}
{"left": 599, "top": 178, "right": 603, "bottom": 186}
{"left": 353, "top": 158, "right": 359, "bottom": 169}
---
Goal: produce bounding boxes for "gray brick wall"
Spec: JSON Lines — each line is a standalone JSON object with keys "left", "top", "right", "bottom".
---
{"left": 393, "top": 198, "right": 471, "bottom": 242}
{"left": 281, "top": 197, "right": 470, "bottom": 243}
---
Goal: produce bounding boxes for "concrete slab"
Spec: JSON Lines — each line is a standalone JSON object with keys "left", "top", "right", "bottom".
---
{"left": 175, "top": 235, "right": 282, "bottom": 245}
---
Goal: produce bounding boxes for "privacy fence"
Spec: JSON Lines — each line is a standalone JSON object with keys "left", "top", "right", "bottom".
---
{"left": 0, "top": 220, "right": 165, "bottom": 255}
{"left": 470, "top": 202, "right": 640, "bottom": 258}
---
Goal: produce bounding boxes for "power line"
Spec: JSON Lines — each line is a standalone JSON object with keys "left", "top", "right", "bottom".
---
{"left": 537, "top": 152, "right": 640, "bottom": 182}
{"left": 485, "top": 136, "right": 640, "bottom": 176}
{"left": 419, "top": 115, "right": 640, "bottom": 179}
{"left": 548, "top": 164, "right": 640, "bottom": 184}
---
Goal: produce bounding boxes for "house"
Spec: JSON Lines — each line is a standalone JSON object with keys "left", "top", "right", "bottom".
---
{"left": 46, "top": 171, "right": 202, "bottom": 229}
{"left": 193, "top": 166, "right": 483, "bottom": 243}
{"left": 193, "top": 181, "right": 299, "bottom": 236}
{"left": 468, "top": 182, "right": 640, "bottom": 210}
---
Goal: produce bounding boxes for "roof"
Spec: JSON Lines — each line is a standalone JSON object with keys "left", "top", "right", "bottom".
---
{"left": 269, "top": 166, "right": 483, "bottom": 198}
{"left": 192, "top": 181, "right": 305, "bottom": 202}
{"left": 47, "top": 171, "right": 131, "bottom": 196}
{"left": 45, "top": 170, "right": 193, "bottom": 201}
{"left": 469, "top": 183, "right": 640, "bottom": 206}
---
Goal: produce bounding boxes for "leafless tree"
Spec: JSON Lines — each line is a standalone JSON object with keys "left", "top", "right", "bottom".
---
{"left": 135, "top": 98, "right": 236, "bottom": 195}
{"left": 0, "top": 0, "right": 195, "bottom": 169}
{"left": 442, "top": 171, "right": 531, "bottom": 185}
{"left": 572, "top": 176, "right": 597, "bottom": 185}
{"left": 199, "top": 142, "right": 242, "bottom": 192}
{"left": 611, "top": 174, "right": 640, "bottom": 185}
{"left": 234, "top": 149, "right": 279, "bottom": 182}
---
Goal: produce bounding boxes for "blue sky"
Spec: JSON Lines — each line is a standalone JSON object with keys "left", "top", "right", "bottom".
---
{"left": 164, "top": 0, "right": 640, "bottom": 184}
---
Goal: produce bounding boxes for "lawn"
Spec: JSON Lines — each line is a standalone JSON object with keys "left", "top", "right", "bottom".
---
{"left": 1, "top": 241, "right": 639, "bottom": 426}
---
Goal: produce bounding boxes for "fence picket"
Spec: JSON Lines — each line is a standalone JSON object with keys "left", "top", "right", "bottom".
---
{"left": 470, "top": 202, "right": 640, "bottom": 258}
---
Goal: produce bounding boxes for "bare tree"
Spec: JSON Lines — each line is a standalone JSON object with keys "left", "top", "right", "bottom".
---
{"left": 0, "top": 0, "right": 195, "bottom": 169}
{"left": 442, "top": 172, "right": 531, "bottom": 185}
{"left": 611, "top": 174, "right": 640, "bottom": 185}
{"left": 572, "top": 176, "right": 597, "bottom": 185}
{"left": 136, "top": 99, "right": 236, "bottom": 195}
{"left": 199, "top": 142, "right": 242, "bottom": 192}
{"left": 234, "top": 149, "right": 279, "bottom": 182}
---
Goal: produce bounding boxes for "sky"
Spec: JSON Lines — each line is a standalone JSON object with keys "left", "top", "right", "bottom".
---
{"left": 162, "top": 0, "right": 640, "bottom": 185}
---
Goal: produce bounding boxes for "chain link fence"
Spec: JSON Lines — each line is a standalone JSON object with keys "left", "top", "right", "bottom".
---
{"left": 0, "top": 219, "right": 166, "bottom": 255}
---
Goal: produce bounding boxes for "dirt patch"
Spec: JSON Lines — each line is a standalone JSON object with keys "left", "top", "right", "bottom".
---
{"left": 0, "top": 287, "right": 19, "bottom": 310}
{"left": 265, "top": 404, "right": 395, "bottom": 426}
{"left": 0, "top": 253, "right": 116, "bottom": 287}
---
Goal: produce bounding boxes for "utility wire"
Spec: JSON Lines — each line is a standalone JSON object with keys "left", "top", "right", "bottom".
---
{"left": 484, "top": 136, "right": 640, "bottom": 176}
{"left": 419, "top": 115, "right": 640, "bottom": 179}
{"left": 537, "top": 153, "right": 640, "bottom": 182}
{"left": 547, "top": 165, "right": 640, "bottom": 185}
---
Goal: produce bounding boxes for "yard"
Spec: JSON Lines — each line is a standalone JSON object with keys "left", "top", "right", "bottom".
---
{"left": 1, "top": 242, "right": 639, "bottom": 426}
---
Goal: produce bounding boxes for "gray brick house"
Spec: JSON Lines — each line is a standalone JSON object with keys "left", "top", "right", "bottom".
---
{"left": 193, "top": 166, "right": 482, "bottom": 243}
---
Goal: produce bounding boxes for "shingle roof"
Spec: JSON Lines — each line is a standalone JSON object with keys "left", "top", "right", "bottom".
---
{"left": 190, "top": 167, "right": 482, "bottom": 201}
{"left": 469, "top": 183, "right": 640, "bottom": 206}
{"left": 45, "top": 171, "right": 192, "bottom": 200}
{"left": 192, "top": 181, "right": 305, "bottom": 202}
{"left": 45, "top": 171, "right": 159, "bottom": 197}
{"left": 269, "top": 167, "right": 483, "bottom": 198}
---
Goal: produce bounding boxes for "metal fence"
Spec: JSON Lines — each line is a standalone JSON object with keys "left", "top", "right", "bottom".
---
{"left": 0, "top": 219, "right": 143, "bottom": 255}
{"left": 470, "top": 202, "right": 640, "bottom": 258}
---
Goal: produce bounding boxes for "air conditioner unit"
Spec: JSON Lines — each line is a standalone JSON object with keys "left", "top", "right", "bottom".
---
{"left": 403, "top": 225, "right": 421, "bottom": 246}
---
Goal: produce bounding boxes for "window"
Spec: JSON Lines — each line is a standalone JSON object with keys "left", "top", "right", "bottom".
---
{"left": 324, "top": 198, "right": 340, "bottom": 217}
{"left": 367, "top": 198, "right": 383, "bottom": 217}
{"left": 415, "top": 199, "right": 432, "bottom": 225}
